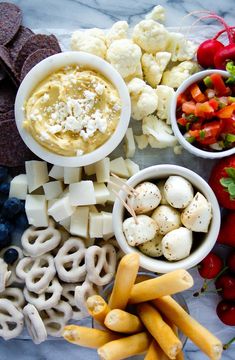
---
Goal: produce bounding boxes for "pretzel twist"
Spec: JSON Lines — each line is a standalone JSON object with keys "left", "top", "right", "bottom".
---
{"left": 0, "top": 246, "right": 24, "bottom": 286}
{"left": 40, "top": 300, "right": 72, "bottom": 337}
{"left": 61, "top": 284, "right": 87, "bottom": 321}
{"left": 0, "top": 259, "right": 11, "bottom": 293}
{"left": 0, "top": 287, "right": 25, "bottom": 309}
{"left": 74, "top": 279, "right": 98, "bottom": 315}
{"left": 0, "top": 299, "right": 24, "bottom": 340}
{"left": 23, "top": 304, "right": 47, "bottom": 344}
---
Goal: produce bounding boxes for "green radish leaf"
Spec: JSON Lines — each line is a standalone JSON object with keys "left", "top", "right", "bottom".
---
{"left": 220, "top": 178, "right": 234, "bottom": 187}
{"left": 228, "top": 183, "right": 235, "bottom": 199}
{"left": 225, "top": 167, "right": 235, "bottom": 180}
{"left": 226, "top": 61, "right": 235, "bottom": 76}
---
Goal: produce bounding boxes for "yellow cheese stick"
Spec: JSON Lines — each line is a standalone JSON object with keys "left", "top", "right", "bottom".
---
{"left": 62, "top": 325, "right": 120, "bottom": 348}
{"left": 129, "top": 269, "right": 193, "bottom": 304}
{"left": 98, "top": 332, "right": 151, "bottom": 360}
{"left": 165, "top": 318, "right": 184, "bottom": 360}
{"left": 152, "top": 296, "right": 222, "bottom": 360}
{"left": 108, "top": 253, "right": 140, "bottom": 310}
{"left": 86, "top": 295, "right": 110, "bottom": 324}
{"left": 104, "top": 309, "right": 144, "bottom": 334}
{"left": 137, "top": 303, "right": 182, "bottom": 360}
{"left": 144, "top": 340, "right": 167, "bottom": 360}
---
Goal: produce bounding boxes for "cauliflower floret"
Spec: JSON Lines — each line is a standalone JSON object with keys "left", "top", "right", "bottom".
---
{"left": 128, "top": 78, "right": 158, "bottom": 120}
{"left": 71, "top": 30, "right": 106, "bottom": 58}
{"left": 106, "top": 39, "right": 142, "bottom": 80}
{"left": 106, "top": 21, "right": 129, "bottom": 47}
{"left": 135, "top": 134, "right": 149, "bottom": 149}
{"left": 142, "top": 52, "right": 171, "bottom": 88}
{"left": 156, "top": 85, "right": 175, "bottom": 124}
{"left": 166, "top": 32, "right": 197, "bottom": 62}
{"left": 161, "top": 61, "right": 199, "bottom": 88}
{"left": 142, "top": 115, "right": 177, "bottom": 148}
{"left": 132, "top": 19, "right": 169, "bottom": 53}
{"left": 145, "top": 5, "right": 165, "bottom": 22}
{"left": 86, "top": 28, "right": 106, "bottom": 41}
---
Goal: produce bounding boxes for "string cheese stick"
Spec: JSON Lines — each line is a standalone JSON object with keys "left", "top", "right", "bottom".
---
{"left": 108, "top": 253, "right": 140, "bottom": 309}
{"left": 129, "top": 269, "right": 193, "bottom": 304}
{"left": 104, "top": 309, "right": 144, "bottom": 334}
{"left": 152, "top": 296, "right": 222, "bottom": 360}
{"left": 98, "top": 332, "right": 151, "bottom": 360}
{"left": 144, "top": 340, "right": 167, "bottom": 360}
{"left": 62, "top": 325, "right": 121, "bottom": 348}
{"left": 137, "top": 303, "right": 182, "bottom": 360}
{"left": 86, "top": 295, "right": 110, "bottom": 324}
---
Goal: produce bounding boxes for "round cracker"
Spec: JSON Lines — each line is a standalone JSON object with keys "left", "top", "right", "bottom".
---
{"left": 0, "top": 78, "right": 16, "bottom": 113}
{"left": 20, "top": 48, "right": 57, "bottom": 81}
{"left": 7, "top": 26, "right": 34, "bottom": 62}
{"left": 0, "top": 3, "right": 22, "bottom": 45}
{"left": 0, "top": 45, "right": 19, "bottom": 85}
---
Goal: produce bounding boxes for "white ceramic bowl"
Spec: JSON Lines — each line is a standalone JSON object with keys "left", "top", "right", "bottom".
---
{"left": 15, "top": 51, "right": 131, "bottom": 167}
{"left": 113, "top": 164, "right": 221, "bottom": 273}
{"left": 171, "top": 69, "right": 235, "bottom": 159}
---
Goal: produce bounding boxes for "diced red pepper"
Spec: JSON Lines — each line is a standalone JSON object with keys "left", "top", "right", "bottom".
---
{"left": 210, "top": 73, "right": 228, "bottom": 96}
{"left": 195, "top": 102, "right": 214, "bottom": 118}
{"left": 215, "top": 103, "right": 235, "bottom": 118}
{"left": 208, "top": 98, "right": 219, "bottom": 111}
{"left": 189, "top": 83, "right": 207, "bottom": 102}
{"left": 182, "top": 101, "right": 196, "bottom": 115}
{"left": 221, "top": 116, "right": 235, "bottom": 134}
{"left": 177, "top": 93, "right": 188, "bottom": 107}
{"left": 189, "top": 121, "right": 222, "bottom": 145}
{"left": 202, "top": 121, "right": 222, "bottom": 138}
{"left": 177, "top": 117, "right": 188, "bottom": 126}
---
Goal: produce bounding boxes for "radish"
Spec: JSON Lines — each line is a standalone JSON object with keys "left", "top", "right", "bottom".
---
{"left": 197, "top": 39, "right": 224, "bottom": 68}
{"left": 214, "top": 44, "right": 235, "bottom": 69}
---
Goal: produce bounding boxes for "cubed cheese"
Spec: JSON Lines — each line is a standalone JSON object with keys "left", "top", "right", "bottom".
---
{"left": 69, "top": 181, "right": 96, "bottom": 206}
{"left": 95, "top": 158, "right": 110, "bottom": 183}
{"left": 102, "top": 211, "right": 113, "bottom": 239}
{"left": 49, "top": 165, "right": 64, "bottom": 180}
{"left": 70, "top": 206, "right": 89, "bottom": 238}
{"left": 48, "top": 199, "right": 58, "bottom": 209}
{"left": 25, "top": 195, "right": 48, "bottom": 227}
{"left": 9, "top": 174, "right": 28, "bottom": 200}
{"left": 125, "top": 159, "right": 140, "bottom": 176}
{"left": 59, "top": 217, "right": 71, "bottom": 232}
{"left": 89, "top": 205, "right": 98, "bottom": 213}
{"left": 110, "top": 157, "right": 129, "bottom": 178}
{"left": 64, "top": 167, "right": 82, "bottom": 184}
{"left": 94, "top": 183, "right": 110, "bottom": 204}
{"left": 48, "top": 196, "right": 75, "bottom": 222}
{"left": 107, "top": 175, "right": 127, "bottom": 203}
{"left": 134, "top": 134, "right": 148, "bottom": 150}
{"left": 124, "top": 128, "right": 135, "bottom": 158}
{"left": 84, "top": 164, "right": 96, "bottom": 176}
{"left": 25, "top": 161, "right": 49, "bottom": 193}
{"left": 43, "top": 181, "right": 63, "bottom": 200}
{"left": 89, "top": 212, "right": 103, "bottom": 238}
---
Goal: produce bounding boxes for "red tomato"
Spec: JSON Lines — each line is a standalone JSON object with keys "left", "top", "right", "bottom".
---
{"left": 210, "top": 73, "right": 228, "bottom": 96}
{"left": 221, "top": 116, "right": 235, "bottom": 134}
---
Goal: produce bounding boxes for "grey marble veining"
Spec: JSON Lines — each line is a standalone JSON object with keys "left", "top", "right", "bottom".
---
{"left": 0, "top": 0, "right": 235, "bottom": 359}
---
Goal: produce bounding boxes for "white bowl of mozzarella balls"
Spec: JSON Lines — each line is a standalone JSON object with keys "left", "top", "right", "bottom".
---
{"left": 113, "top": 164, "right": 221, "bottom": 273}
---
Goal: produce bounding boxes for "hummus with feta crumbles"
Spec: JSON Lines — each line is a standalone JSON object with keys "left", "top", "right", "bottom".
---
{"left": 23, "top": 65, "right": 121, "bottom": 156}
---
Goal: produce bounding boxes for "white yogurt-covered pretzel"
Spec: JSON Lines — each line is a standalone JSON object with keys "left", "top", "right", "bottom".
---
{"left": 85, "top": 244, "right": 117, "bottom": 286}
{"left": 61, "top": 283, "right": 87, "bottom": 321}
{"left": 16, "top": 254, "right": 56, "bottom": 294}
{"left": 23, "top": 304, "right": 47, "bottom": 344}
{"left": 98, "top": 238, "right": 124, "bottom": 263}
{"left": 74, "top": 279, "right": 98, "bottom": 315}
{"left": 0, "top": 259, "right": 11, "bottom": 293}
{"left": 24, "top": 277, "right": 62, "bottom": 311}
{"left": 0, "top": 246, "right": 24, "bottom": 286}
{"left": 0, "top": 287, "right": 25, "bottom": 309}
{"left": 55, "top": 238, "right": 86, "bottom": 283}
{"left": 21, "top": 219, "right": 61, "bottom": 257}
{"left": 0, "top": 299, "right": 24, "bottom": 340}
{"left": 40, "top": 300, "right": 72, "bottom": 337}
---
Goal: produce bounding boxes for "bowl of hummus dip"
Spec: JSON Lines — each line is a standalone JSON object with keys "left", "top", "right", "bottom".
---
{"left": 15, "top": 51, "right": 131, "bottom": 166}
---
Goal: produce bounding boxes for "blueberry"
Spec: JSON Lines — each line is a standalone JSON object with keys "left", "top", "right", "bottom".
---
{"left": 0, "top": 183, "right": 10, "bottom": 195}
{"left": 0, "top": 167, "right": 8, "bottom": 182}
{"left": 3, "top": 248, "right": 19, "bottom": 265}
{"left": 0, "top": 223, "right": 11, "bottom": 250}
{"left": 14, "top": 213, "right": 28, "bottom": 230}
{"left": 2, "top": 197, "right": 22, "bottom": 219}
{"left": 0, "top": 218, "right": 14, "bottom": 233}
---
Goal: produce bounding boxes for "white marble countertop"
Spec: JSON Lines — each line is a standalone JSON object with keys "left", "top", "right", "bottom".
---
{"left": 1, "top": 0, "right": 235, "bottom": 359}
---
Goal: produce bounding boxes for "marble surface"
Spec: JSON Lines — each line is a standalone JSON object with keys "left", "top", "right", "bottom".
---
{"left": 1, "top": 0, "right": 235, "bottom": 359}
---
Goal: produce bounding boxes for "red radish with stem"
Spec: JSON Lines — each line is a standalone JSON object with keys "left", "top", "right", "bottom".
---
{"left": 197, "top": 39, "right": 224, "bottom": 68}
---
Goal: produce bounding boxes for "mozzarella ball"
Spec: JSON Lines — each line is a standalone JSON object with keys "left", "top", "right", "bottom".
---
{"left": 127, "top": 182, "right": 161, "bottom": 214}
{"left": 164, "top": 176, "right": 194, "bottom": 209}
{"left": 138, "top": 233, "right": 163, "bottom": 257}
{"left": 152, "top": 205, "right": 181, "bottom": 235}
{"left": 123, "top": 215, "right": 158, "bottom": 246}
{"left": 181, "top": 192, "right": 212, "bottom": 233}
{"left": 156, "top": 180, "right": 168, "bottom": 205}
{"left": 162, "top": 227, "right": 193, "bottom": 261}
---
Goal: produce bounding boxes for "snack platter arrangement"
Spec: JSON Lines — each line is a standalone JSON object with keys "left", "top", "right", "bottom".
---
{"left": 0, "top": 2, "right": 234, "bottom": 360}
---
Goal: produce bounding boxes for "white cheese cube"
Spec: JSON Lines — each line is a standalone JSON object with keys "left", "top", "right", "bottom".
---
{"left": 25, "top": 195, "right": 48, "bottom": 227}
{"left": 59, "top": 217, "right": 71, "bottom": 232}
{"left": 89, "top": 205, "right": 98, "bottom": 213}
{"left": 107, "top": 175, "right": 127, "bottom": 203}
{"left": 70, "top": 207, "right": 89, "bottom": 238}
{"left": 94, "top": 183, "right": 110, "bottom": 204}
{"left": 64, "top": 167, "right": 82, "bottom": 184}
{"left": 110, "top": 157, "right": 129, "bottom": 178}
{"left": 95, "top": 158, "right": 110, "bottom": 183}
{"left": 84, "top": 164, "right": 96, "bottom": 176}
{"left": 43, "top": 181, "right": 63, "bottom": 200}
{"left": 49, "top": 165, "right": 64, "bottom": 180}
{"left": 48, "top": 199, "right": 58, "bottom": 209}
{"left": 69, "top": 181, "right": 96, "bottom": 206}
{"left": 25, "top": 161, "right": 49, "bottom": 193}
{"left": 48, "top": 196, "right": 75, "bottom": 222}
{"left": 124, "top": 128, "right": 135, "bottom": 158}
{"left": 102, "top": 212, "right": 113, "bottom": 239}
{"left": 59, "top": 187, "right": 69, "bottom": 198}
{"left": 125, "top": 159, "right": 140, "bottom": 176}
{"left": 9, "top": 174, "right": 28, "bottom": 200}
{"left": 89, "top": 212, "right": 103, "bottom": 238}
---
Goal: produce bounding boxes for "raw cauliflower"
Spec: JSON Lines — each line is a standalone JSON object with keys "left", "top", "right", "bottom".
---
{"left": 166, "top": 32, "right": 197, "bottom": 62}
{"left": 106, "top": 39, "right": 142, "bottom": 80}
{"left": 71, "top": 30, "right": 107, "bottom": 58}
{"left": 145, "top": 5, "right": 165, "bottom": 22}
{"left": 142, "top": 115, "right": 177, "bottom": 148}
{"left": 85, "top": 28, "right": 106, "bottom": 41}
{"left": 135, "top": 134, "right": 149, "bottom": 149}
{"left": 142, "top": 52, "right": 171, "bottom": 88}
{"left": 161, "top": 61, "right": 199, "bottom": 88}
{"left": 132, "top": 19, "right": 169, "bottom": 53}
{"left": 106, "top": 21, "right": 129, "bottom": 47}
{"left": 156, "top": 85, "right": 175, "bottom": 124}
{"left": 128, "top": 78, "right": 158, "bottom": 120}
